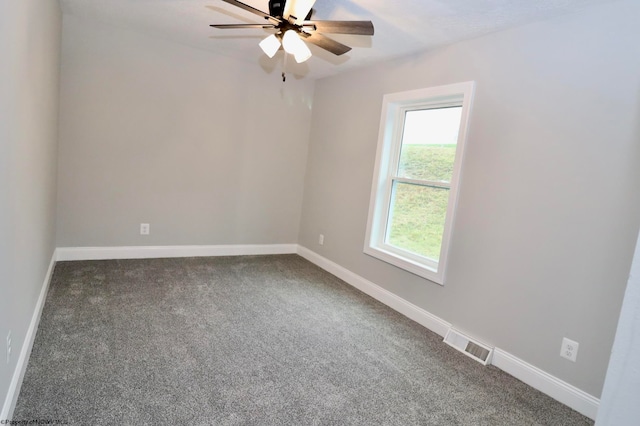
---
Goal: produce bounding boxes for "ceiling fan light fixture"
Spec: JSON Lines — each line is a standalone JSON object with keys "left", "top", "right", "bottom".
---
{"left": 282, "top": 30, "right": 312, "bottom": 62}
{"left": 211, "top": 0, "right": 374, "bottom": 78}
{"left": 259, "top": 34, "right": 281, "bottom": 58}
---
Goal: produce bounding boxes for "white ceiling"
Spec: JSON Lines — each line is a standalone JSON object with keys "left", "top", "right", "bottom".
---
{"left": 60, "top": 0, "right": 616, "bottom": 80}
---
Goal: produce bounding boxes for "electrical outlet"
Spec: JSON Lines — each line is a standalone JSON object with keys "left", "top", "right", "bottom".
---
{"left": 6, "top": 331, "right": 11, "bottom": 364}
{"left": 318, "top": 234, "right": 324, "bottom": 245}
{"left": 140, "top": 223, "right": 150, "bottom": 235}
{"left": 560, "top": 337, "right": 579, "bottom": 362}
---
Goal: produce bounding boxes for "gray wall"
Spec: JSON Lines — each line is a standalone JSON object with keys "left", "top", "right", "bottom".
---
{"left": 56, "top": 16, "right": 314, "bottom": 248}
{"left": 0, "top": 0, "right": 61, "bottom": 415}
{"left": 298, "top": 0, "right": 640, "bottom": 397}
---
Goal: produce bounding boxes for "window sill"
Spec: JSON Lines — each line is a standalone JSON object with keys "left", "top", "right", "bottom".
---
{"left": 363, "top": 245, "right": 445, "bottom": 285}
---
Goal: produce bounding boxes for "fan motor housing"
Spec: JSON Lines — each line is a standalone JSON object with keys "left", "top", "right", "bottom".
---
{"left": 269, "top": 0, "right": 285, "bottom": 18}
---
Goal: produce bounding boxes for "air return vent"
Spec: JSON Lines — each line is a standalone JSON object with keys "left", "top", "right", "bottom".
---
{"left": 443, "top": 328, "right": 493, "bottom": 365}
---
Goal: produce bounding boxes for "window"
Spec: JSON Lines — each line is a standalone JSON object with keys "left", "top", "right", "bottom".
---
{"left": 364, "top": 82, "right": 474, "bottom": 285}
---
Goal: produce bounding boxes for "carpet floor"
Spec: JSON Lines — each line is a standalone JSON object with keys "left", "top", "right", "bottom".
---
{"left": 14, "top": 255, "right": 593, "bottom": 425}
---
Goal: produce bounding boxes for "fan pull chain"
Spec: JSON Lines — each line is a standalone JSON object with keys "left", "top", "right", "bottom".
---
{"left": 282, "top": 52, "right": 287, "bottom": 82}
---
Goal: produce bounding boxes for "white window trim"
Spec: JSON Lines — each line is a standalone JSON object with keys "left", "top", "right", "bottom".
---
{"left": 364, "top": 81, "right": 475, "bottom": 285}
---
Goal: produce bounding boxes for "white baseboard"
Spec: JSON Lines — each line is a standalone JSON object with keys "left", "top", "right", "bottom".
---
{"left": 492, "top": 349, "right": 599, "bottom": 420}
{"left": 1, "top": 251, "right": 57, "bottom": 421}
{"left": 56, "top": 244, "right": 298, "bottom": 261}
{"left": 296, "top": 245, "right": 599, "bottom": 420}
{"left": 296, "top": 246, "right": 451, "bottom": 337}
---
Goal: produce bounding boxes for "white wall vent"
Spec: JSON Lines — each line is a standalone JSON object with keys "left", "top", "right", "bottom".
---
{"left": 443, "top": 328, "right": 493, "bottom": 365}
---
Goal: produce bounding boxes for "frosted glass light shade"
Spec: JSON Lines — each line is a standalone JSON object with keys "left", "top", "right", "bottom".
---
{"left": 282, "top": 30, "right": 312, "bottom": 63}
{"left": 282, "top": 30, "right": 300, "bottom": 54}
{"left": 293, "top": 41, "right": 311, "bottom": 63}
{"left": 259, "top": 34, "right": 281, "bottom": 58}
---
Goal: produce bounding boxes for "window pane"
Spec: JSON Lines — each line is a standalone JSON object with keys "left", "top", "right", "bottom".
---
{"left": 397, "top": 107, "right": 462, "bottom": 183}
{"left": 386, "top": 181, "right": 449, "bottom": 261}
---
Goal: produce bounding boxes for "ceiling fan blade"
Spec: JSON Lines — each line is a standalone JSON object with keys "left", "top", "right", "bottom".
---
{"left": 221, "top": 0, "right": 281, "bottom": 24}
{"left": 301, "top": 32, "right": 351, "bottom": 56}
{"left": 302, "top": 20, "right": 374, "bottom": 35}
{"left": 210, "top": 24, "right": 276, "bottom": 29}
{"left": 283, "top": 0, "right": 317, "bottom": 25}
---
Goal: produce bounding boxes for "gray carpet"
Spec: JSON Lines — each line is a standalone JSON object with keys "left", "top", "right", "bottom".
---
{"left": 14, "top": 255, "right": 593, "bottom": 425}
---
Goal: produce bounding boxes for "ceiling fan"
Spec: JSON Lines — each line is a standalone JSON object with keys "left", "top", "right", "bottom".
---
{"left": 210, "top": 0, "right": 374, "bottom": 79}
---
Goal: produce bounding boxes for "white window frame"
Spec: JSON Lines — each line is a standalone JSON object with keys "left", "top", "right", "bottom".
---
{"left": 364, "top": 82, "right": 475, "bottom": 285}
